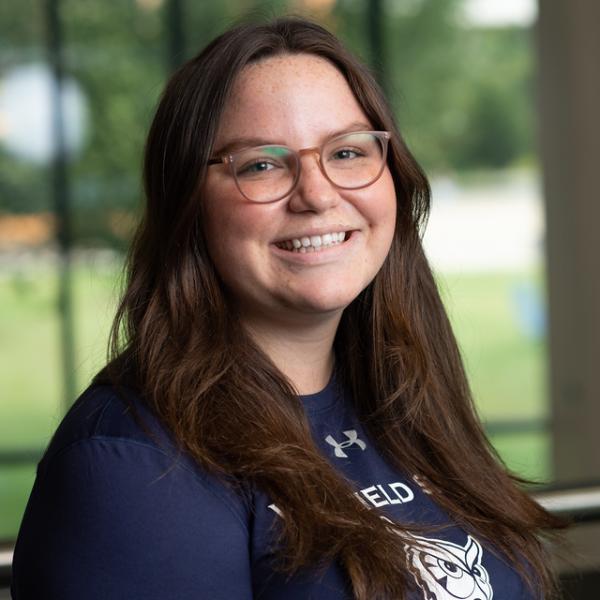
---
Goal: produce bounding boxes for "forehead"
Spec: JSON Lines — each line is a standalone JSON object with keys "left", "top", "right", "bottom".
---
{"left": 237, "top": 52, "right": 342, "bottom": 89}
{"left": 215, "top": 53, "right": 370, "bottom": 146}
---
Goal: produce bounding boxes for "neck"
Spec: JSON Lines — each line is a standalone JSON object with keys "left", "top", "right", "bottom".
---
{"left": 242, "top": 311, "right": 341, "bottom": 395}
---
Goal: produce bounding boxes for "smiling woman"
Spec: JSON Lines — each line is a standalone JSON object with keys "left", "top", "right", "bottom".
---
{"left": 201, "top": 54, "right": 396, "bottom": 372}
{"left": 10, "top": 16, "right": 563, "bottom": 600}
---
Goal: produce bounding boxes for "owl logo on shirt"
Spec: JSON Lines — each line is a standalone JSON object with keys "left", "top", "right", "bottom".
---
{"left": 404, "top": 533, "right": 493, "bottom": 600}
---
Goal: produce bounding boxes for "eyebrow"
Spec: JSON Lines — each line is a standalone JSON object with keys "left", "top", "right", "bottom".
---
{"left": 213, "top": 137, "right": 274, "bottom": 156}
{"left": 212, "top": 121, "right": 374, "bottom": 156}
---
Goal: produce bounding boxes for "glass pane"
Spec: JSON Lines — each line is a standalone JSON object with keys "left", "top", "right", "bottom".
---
{"left": 0, "top": 0, "right": 54, "bottom": 541}
{"left": 384, "top": 2, "right": 550, "bottom": 480}
{"left": 0, "top": 0, "right": 164, "bottom": 541}
{"left": 336, "top": 0, "right": 550, "bottom": 481}
{"left": 0, "top": 0, "right": 551, "bottom": 547}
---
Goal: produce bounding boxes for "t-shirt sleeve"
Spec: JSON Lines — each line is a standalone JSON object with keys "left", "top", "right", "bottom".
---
{"left": 11, "top": 438, "right": 253, "bottom": 600}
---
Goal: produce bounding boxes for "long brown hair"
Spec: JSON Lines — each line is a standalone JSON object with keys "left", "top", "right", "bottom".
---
{"left": 101, "top": 16, "right": 563, "bottom": 599}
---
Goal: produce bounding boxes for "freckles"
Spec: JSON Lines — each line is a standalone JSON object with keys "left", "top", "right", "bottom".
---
{"left": 274, "top": 260, "right": 303, "bottom": 278}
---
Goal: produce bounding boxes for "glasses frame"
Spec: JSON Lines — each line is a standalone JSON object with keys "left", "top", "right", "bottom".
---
{"left": 207, "top": 130, "right": 391, "bottom": 203}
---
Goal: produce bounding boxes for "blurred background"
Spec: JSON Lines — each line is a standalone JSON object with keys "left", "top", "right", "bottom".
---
{"left": 1, "top": 0, "right": 599, "bottom": 596}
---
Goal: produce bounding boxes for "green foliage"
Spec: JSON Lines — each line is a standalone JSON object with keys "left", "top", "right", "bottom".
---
{"left": 0, "top": 0, "right": 536, "bottom": 244}
{"left": 334, "top": 1, "right": 536, "bottom": 172}
{"left": 446, "top": 27, "right": 535, "bottom": 169}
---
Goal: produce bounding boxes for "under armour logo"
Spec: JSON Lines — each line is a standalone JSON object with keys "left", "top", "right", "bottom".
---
{"left": 325, "top": 430, "right": 367, "bottom": 458}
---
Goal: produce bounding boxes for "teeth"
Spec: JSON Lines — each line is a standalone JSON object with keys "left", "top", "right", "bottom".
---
{"left": 277, "top": 231, "right": 349, "bottom": 252}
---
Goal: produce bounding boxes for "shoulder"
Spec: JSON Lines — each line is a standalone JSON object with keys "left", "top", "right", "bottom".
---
{"left": 40, "top": 383, "right": 202, "bottom": 487}
{"left": 37, "top": 382, "right": 249, "bottom": 522}
{"left": 12, "top": 383, "right": 254, "bottom": 599}
{"left": 41, "top": 383, "right": 170, "bottom": 463}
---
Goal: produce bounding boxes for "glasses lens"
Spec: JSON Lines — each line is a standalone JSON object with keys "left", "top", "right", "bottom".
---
{"left": 233, "top": 146, "right": 296, "bottom": 202}
{"left": 322, "top": 132, "right": 386, "bottom": 189}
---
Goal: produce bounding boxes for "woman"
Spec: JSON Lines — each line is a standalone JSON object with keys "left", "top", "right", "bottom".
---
{"left": 11, "top": 16, "right": 563, "bottom": 600}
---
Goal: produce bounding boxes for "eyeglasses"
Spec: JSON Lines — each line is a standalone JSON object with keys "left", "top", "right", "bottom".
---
{"left": 207, "top": 130, "right": 391, "bottom": 203}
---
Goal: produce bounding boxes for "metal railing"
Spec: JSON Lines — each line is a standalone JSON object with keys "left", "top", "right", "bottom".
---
{"left": 535, "top": 484, "right": 600, "bottom": 524}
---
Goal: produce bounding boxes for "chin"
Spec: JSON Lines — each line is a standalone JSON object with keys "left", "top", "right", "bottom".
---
{"left": 290, "top": 289, "right": 362, "bottom": 315}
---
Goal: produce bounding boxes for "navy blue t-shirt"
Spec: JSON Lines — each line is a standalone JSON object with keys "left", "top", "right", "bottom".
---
{"left": 11, "top": 377, "right": 537, "bottom": 599}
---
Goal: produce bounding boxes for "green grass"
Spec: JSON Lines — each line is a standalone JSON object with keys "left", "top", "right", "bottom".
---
{"left": 491, "top": 432, "right": 550, "bottom": 483}
{"left": 0, "top": 258, "right": 119, "bottom": 449}
{"left": 1, "top": 257, "right": 121, "bottom": 540}
{"left": 0, "top": 257, "right": 551, "bottom": 539}
{"left": 439, "top": 269, "right": 548, "bottom": 421}
{"left": 0, "top": 466, "right": 37, "bottom": 539}
{"left": 440, "top": 269, "right": 551, "bottom": 482}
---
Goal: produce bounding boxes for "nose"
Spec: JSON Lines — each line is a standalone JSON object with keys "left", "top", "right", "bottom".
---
{"left": 287, "top": 151, "right": 340, "bottom": 213}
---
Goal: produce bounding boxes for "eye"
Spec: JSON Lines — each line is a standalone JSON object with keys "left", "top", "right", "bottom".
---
{"left": 236, "top": 158, "right": 287, "bottom": 178}
{"left": 331, "top": 147, "right": 362, "bottom": 160}
{"left": 239, "top": 160, "right": 276, "bottom": 174}
{"left": 235, "top": 146, "right": 291, "bottom": 178}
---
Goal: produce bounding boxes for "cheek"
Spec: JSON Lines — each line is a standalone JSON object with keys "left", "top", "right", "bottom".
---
{"left": 201, "top": 193, "right": 274, "bottom": 281}
{"left": 364, "top": 180, "right": 397, "bottom": 278}
{"left": 368, "top": 172, "right": 398, "bottom": 246}
{"left": 204, "top": 216, "right": 249, "bottom": 290}
{"left": 201, "top": 188, "right": 242, "bottom": 282}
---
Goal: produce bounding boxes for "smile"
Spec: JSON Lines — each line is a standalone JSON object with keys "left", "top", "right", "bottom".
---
{"left": 275, "top": 231, "right": 348, "bottom": 253}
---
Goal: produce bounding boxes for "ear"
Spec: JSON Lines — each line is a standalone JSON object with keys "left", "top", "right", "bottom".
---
{"left": 464, "top": 535, "right": 483, "bottom": 570}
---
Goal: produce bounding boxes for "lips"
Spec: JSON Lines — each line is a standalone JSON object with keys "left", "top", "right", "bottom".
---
{"left": 275, "top": 231, "right": 348, "bottom": 252}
